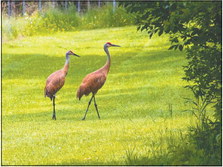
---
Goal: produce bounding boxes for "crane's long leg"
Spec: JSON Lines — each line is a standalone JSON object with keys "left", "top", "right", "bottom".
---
{"left": 93, "top": 96, "right": 100, "bottom": 119}
{"left": 82, "top": 95, "right": 94, "bottom": 120}
{"left": 52, "top": 96, "right": 56, "bottom": 120}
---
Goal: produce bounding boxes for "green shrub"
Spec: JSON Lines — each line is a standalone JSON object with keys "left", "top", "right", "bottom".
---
{"left": 80, "top": 5, "right": 135, "bottom": 29}
{"left": 124, "top": 124, "right": 222, "bottom": 165}
{"left": 188, "top": 121, "right": 222, "bottom": 165}
{"left": 2, "top": 4, "right": 135, "bottom": 41}
{"left": 39, "top": 6, "right": 80, "bottom": 32}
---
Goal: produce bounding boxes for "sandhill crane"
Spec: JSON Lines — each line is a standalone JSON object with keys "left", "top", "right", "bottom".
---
{"left": 45, "top": 50, "right": 80, "bottom": 120}
{"left": 77, "top": 42, "right": 120, "bottom": 120}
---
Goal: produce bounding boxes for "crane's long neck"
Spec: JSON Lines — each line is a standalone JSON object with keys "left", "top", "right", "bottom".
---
{"left": 63, "top": 54, "right": 70, "bottom": 75}
{"left": 103, "top": 46, "right": 111, "bottom": 74}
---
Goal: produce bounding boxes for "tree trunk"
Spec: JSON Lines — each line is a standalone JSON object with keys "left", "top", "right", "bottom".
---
{"left": 7, "top": 0, "right": 11, "bottom": 17}
{"left": 10, "top": 1, "right": 15, "bottom": 16}
{"left": 77, "top": 0, "right": 80, "bottom": 13}
{"left": 87, "top": 0, "right": 90, "bottom": 10}
{"left": 22, "top": 0, "right": 26, "bottom": 16}
{"left": 52, "top": 0, "right": 55, "bottom": 8}
{"left": 98, "top": 0, "right": 101, "bottom": 8}
{"left": 38, "top": 0, "right": 42, "bottom": 11}
{"left": 113, "top": 0, "right": 116, "bottom": 12}
{"left": 65, "top": 0, "right": 68, "bottom": 10}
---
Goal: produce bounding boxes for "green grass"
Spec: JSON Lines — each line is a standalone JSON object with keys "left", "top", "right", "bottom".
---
{"left": 2, "top": 26, "right": 201, "bottom": 165}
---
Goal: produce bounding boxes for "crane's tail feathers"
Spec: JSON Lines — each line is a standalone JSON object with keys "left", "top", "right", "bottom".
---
{"left": 77, "top": 86, "right": 84, "bottom": 100}
{"left": 44, "top": 86, "right": 53, "bottom": 100}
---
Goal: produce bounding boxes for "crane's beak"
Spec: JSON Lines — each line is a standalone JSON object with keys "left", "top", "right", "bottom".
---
{"left": 73, "top": 53, "right": 80, "bottom": 57}
{"left": 111, "top": 44, "right": 121, "bottom": 47}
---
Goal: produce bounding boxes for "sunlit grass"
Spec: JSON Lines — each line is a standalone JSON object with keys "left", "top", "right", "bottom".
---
{"left": 2, "top": 117, "right": 196, "bottom": 165}
{"left": 2, "top": 26, "right": 197, "bottom": 165}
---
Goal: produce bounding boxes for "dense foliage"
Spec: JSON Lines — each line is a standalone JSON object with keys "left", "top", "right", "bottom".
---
{"left": 122, "top": 1, "right": 222, "bottom": 165}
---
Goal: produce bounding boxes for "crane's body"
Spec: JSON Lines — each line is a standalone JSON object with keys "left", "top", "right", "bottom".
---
{"left": 77, "top": 59, "right": 109, "bottom": 100}
{"left": 45, "top": 64, "right": 68, "bottom": 100}
{"left": 45, "top": 51, "right": 79, "bottom": 120}
{"left": 77, "top": 42, "right": 120, "bottom": 120}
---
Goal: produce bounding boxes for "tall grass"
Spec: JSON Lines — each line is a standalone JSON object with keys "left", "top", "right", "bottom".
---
{"left": 124, "top": 129, "right": 218, "bottom": 165}
{"left": 2, "top": 5, "right": 135, "bottom": 41}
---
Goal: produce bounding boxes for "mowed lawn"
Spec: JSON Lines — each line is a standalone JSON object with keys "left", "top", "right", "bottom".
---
{"left": 2, "top": 26, "right": 196, "bottom": 165}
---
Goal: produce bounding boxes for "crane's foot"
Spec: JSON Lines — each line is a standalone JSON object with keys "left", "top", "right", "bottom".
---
{"left": 82, "top": 117, "right": 86, "bottom": 121}
{"left": 52, "top": 115, "right": 56, "bottom": 120}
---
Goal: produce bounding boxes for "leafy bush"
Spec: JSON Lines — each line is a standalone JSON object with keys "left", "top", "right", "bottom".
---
{"left": 39, "top": 5, "right": 80, "bottom": 32}
{"left": 188, "top": 121, "right": 222, "bottom": 165}
{"left": 123, "top": 1, "right": 222, "bottom": 165}
{"left": 125, "top": 127, "right": 221, "bottom": 165}
{"left": 124, "top": 130, "right": 209, "bottom": 165}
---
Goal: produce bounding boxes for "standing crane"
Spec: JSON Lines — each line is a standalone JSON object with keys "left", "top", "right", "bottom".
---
{"left": 77, "top": 42, "right": 120, "bottom": 120}
{"left": 45, "top": 50, "right": 80, "bottom": 120}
